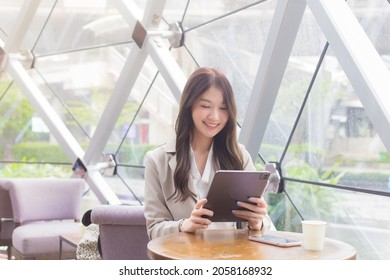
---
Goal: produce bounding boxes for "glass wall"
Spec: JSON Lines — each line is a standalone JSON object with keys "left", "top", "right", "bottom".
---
{"left": 1, "top": 0, "right": 389, "bottom": 259}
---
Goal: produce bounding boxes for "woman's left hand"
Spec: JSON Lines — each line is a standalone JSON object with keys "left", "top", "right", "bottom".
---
{"left": 232, "top": 197, "right": 268, "bottom": 230}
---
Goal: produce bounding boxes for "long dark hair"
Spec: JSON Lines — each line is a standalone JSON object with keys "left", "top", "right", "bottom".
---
{"left": 172, "top": 67, "right": 244, "bottom": 202}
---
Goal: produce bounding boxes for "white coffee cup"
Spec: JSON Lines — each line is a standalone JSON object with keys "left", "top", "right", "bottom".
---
{"left": 301, "top": 220, "right": 327, "bottom": 251}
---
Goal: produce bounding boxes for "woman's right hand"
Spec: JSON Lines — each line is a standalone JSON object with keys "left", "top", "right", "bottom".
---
{"left": 180, "top": 198, "right": 213, "bottom": 233}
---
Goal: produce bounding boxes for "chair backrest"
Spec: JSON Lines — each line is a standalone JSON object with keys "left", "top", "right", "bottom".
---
{"left": 2, "top": 178, "right": 85, "bottom": 224}
{"left": 91, "top": 205, "right": 149, "bottom": 260}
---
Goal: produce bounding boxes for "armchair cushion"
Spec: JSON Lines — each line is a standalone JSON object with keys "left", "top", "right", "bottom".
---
{"left": 12, "top": 221, "right": 80, "bottom": 256}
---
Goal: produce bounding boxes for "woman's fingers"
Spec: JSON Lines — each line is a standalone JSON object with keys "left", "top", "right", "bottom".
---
{"left": 232, "top": 197, "right": 268, "bottom": 229}
{"left": 248, "top": 197, "right": 268, "bottom": 208}
{"left": 181, "top": 199, "right": 213, "bottom": 233}
{"left": 236, "top": 201, "right": 267, "bottom": 214}
{"left": 193, "top": 198, "right": 213, "bottom": 218}
{"left": 195, "top": 198, "right": 207, "bottom": 209}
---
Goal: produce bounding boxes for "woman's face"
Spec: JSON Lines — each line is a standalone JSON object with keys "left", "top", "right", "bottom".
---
{"left": 191, "top": 86, "right": 229, "bottom": 141}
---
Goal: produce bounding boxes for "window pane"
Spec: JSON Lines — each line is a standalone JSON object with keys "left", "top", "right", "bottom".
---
{"left": 260, "top": 5, "right": 327, "bottom": 162}
{"left": 29, "top": 0, "right": 130, "bottom": 55}
{"left": 184, "top": 2, "right": 275, "bottom": 123}
{"left": 283, "top": 181, "right": 390, "bottom": 260}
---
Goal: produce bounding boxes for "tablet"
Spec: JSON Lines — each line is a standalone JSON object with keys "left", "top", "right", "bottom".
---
{"left": 203, "top": 170, "right": 270, "bottom": 222}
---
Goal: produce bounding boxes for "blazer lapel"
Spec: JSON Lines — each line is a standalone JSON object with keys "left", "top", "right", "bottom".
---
{"left": 165, "top": 139, "right": 177, "bottom": 172}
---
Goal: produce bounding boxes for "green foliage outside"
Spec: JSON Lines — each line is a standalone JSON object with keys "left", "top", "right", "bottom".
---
{"left": 11, "top": 142, "right": 70, "bottom": 163}
{"left": 265, "top": 140, "right": 390, "bottom": 232}
{"left": 0, "top": 78, "right": 152, "bottom": 179}
{"left": 266, "top": 163, "right": 343, "bottom": 233}
{"left": 0, "top": 159, "right": 72, "bottom": 178}
{"left": 0, "top": 140, "right": 154, "bottom": 178}
{"left": 263, "top": 140, "right": 346, "bottom": 232}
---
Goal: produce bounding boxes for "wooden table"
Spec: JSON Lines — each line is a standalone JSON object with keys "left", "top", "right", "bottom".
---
{"left": 147, "top": 230, "right": 357, "bottom": 260}
{"left": 59, "top": 231, "right": 84, "bottom": 259}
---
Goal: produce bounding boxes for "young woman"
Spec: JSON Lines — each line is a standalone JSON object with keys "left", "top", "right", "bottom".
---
{"left": 144, "top": 67, "right": 273, "bottom": 239}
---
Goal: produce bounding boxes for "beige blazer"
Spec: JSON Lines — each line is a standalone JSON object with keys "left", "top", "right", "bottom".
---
{"left": 144, "top": 139, "right": 272, "bottom": 239}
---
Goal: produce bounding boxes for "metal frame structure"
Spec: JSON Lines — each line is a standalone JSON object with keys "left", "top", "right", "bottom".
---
{"left": 240, "top": 0, "right": 390, "bottom": 158}
{"left": 239, "top": 0, "right": 307, "bottom": 159}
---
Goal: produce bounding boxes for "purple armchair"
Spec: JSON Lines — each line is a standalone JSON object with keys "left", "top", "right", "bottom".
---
{"left": 91, "top": 205, "right": 149, "bottom": 260}
{"left": 2, "top": 178, "right": 85, "bottom": 259}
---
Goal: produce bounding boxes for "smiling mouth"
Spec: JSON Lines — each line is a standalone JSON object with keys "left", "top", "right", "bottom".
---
{"left": 203, "top": 121, "right": 219, "bottom": 128}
